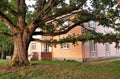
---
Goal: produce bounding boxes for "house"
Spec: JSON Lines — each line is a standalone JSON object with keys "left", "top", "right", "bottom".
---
{"left": 83, "top": 21, "right": 119, "bottom": 61}
{"left": 52, "top": 26, "right": 83, "bottom": 62}
{"left": 28, "top": 19, "right": 120, "bottom": 61}
{"left": 52, "top": 21, "right": 119, "bottom": 62}
{"left": 28, "top": 28, "right": 52, "bottom": 61}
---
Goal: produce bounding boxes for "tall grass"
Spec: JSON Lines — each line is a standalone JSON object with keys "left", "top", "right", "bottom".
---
{"left": 0, "top": 60, "right": 120, "bottom": 79}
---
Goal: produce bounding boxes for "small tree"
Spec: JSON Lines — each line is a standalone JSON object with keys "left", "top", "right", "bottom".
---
{"left": 0, "top": 20, "right": 13, "bottom": 59}
{"left": 0, "top": 36, "right": 13, "bottom": 59}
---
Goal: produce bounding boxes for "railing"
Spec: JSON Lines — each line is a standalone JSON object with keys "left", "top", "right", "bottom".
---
{"left": 41, "top": 52, "right": 52, "bottom": 60}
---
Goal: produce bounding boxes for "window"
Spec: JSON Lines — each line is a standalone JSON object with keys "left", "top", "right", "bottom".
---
{"left": 90, "top": 40, "right": 97, "bottom": 57}
{"left": 31, "top": 42, "right": 36, "bottom": 50}
{"left": 116, "top": 48, "right": 120, "bottom": 55}
{"left": 89, "top": 21, "right": 96, "bottom": 29}
{"left": 42, "top": 44, "right": 50, "bottom": 52}
{"left": 105, "top": 43, "right": 110, "bottom": 56}
{"left": 61, "top": 43, "right": 70, "bottom": 49}
{"left": 90, "top": 40, "right": 97, "bottom": 52}
{"left": 104, "top": 27, "right": 109, "bottom": 33}
{"left": 105, "top": 43, "right": 110, "bottom": 52}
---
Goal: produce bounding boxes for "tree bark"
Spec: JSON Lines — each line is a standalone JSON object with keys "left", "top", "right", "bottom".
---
{"left": 10, "top": 31, "right": 31, "bottom": 66}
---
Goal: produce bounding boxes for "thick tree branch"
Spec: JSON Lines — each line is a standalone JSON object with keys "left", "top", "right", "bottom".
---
{"left": 38, "top": 0, "right": 57, "bottom": 19}
{"left": 34, "top": 0, "right": 55, "bottom": 24}
{"left": 7, "top": 7, "right": 18, "bottom": 17}
{"left": 36, "top": 0, "right": 61, "bottom": 19}
{"left": 16, "top": 0, "right": 26, "bottom": 30}
{"left": 33, "top": 11, "right": 107, "bottom": 36}
{"left": 34, "top": 0, "right": 61, "bottom": 24}
{"left": 31, "top": 38, "right": 69, "bottom": 45}
{"left": 16, "top": 0, "right": 26, "bottom": 14}
{"left": 32, "top": 17, "right": 91, "bottom": 36}
{"left": 28, "top": 22, "right": 36, "bottom": 35}
{"left": 35, "top": 0, "right": 87, "bottom": 25}
{"left": 0, "top": 11, "right": 18, "bottom": 33}
{"left": 0, "top": 32, "right": 13, "bottom": 37}
{"left": 16, "top": 0, "right": 20, "bottom": 11}
{"left": 32, "top": 22, "right": 81, "bottom": 36}
{"left": 32, "top": 32, "right": 119, "bottom": 46}
{"left": 28, "top": 0, "right": 59, "bottom": 34}
{"left": 29, "top": 0, "right": 86, "bottom": 34}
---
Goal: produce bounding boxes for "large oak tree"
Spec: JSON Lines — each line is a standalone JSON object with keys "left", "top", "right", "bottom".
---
{"left": 0, "top": 0, "right": 119, "bottom": 66}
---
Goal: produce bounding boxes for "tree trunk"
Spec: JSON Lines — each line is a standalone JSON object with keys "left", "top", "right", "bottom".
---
{"left": 1, "top": 48, "right": 4, "bottom": 59}
{"left": 10, "top": 32, "right": 31, "bottom": 66}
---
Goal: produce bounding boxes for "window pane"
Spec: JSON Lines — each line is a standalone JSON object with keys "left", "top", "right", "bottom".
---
{"left": 104, "top": 27, "right": 109, "bottom": 33}
{"left": 67, "top": 43, "right": 69, "bottom": 48}
{"left": 105, "top": 43, "right": 110, "bottom": 52}
{"left": 61, "top": 43, "right": 70, "bottom": 49}
{"left": 90, "top": 40, "right": 96, "bottom": 52}
{"left": 105, "top": 43, "right": 110, "bottom": 56}
{"left": 89, "top": 21, "right": 96, "bottom": 28}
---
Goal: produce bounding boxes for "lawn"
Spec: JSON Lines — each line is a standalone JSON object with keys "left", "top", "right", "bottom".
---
{"left": 0, "top": 60, "right": 120, "bottom": 79}
{"left": 0, "top": 59, "right": 9, "bottom": 65}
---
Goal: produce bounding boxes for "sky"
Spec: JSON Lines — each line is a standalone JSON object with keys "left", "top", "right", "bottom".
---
{"left": 25, "top": 0, "right": 92, "bottom": 11}
{"left": 25, "top": 0, "right": 69, "bottom": 11}
{"left": 25, "top": 0, "right": 36, "bottom": 11}
{"left": 26, "top": 0, "right": 36, "bottom": 5}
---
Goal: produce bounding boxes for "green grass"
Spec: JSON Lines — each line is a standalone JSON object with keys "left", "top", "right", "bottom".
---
{"left": 91, "top": 57, "right": 120, "bottom": 62}
{"left": 0, "top": 60, "right": 120, "bottom": 79}
{"left": 0, "top": 59, "right": 9, "bottom": 65}
{"left": 31, "top": 60, "right": 81, "bottom": 67}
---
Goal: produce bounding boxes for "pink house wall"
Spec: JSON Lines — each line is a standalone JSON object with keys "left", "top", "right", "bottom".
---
{"left": 53, "top": 21, "right": 120, "bottom": 61}
{"left": 52, "top": 26, "right": 83, "bottom": 61}
{"left": 82, "top": 42, "right": 90, "bottom": 59}
{"left": 83, "top": 22, "right": 119, "bottom": 60}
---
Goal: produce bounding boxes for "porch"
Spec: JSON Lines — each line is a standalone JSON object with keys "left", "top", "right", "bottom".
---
{"left": 30, "top": 52, "right": 52, "bottom": 61}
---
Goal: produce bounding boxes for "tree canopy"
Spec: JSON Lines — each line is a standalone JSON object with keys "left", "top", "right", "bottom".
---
{"left": 32, "top": 0, "right": 120, "bottom": 46}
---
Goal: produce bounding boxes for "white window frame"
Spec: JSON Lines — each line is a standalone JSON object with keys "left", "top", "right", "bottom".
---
{"left": 61, "top": 43, "right": 70, "bottom": 49}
